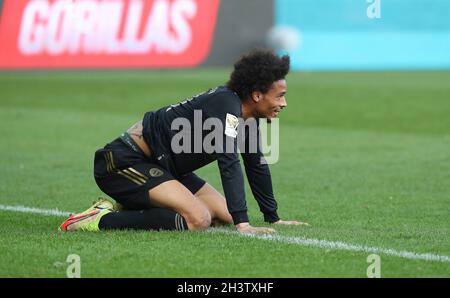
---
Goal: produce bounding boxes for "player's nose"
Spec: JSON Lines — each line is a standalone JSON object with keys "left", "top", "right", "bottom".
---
{"left": 280, "top": 96, "right": 287, "bottom": 108}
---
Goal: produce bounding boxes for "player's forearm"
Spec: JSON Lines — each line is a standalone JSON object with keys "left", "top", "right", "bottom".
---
{"left": 219, "top": 172, "right": 249, "bottom": 224}
{"left": 217, "top": 153, "right": 250, "bottom": 225}
{"left": 244, "top": 166, "right": 279, "bottom": 222}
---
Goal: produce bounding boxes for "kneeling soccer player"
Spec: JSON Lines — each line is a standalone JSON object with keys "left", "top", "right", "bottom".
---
{"left": 60, "top": 49, "right": 308, "bottom": 234}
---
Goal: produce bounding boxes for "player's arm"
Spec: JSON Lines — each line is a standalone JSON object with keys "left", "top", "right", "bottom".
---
{"left": 241, "top": 122, "right": 309, "bottom": 226}
{"left": 216, "top": 148, "right": 276, "bottom": 233}
{"left": 205, "top": 93, "right": 275, "bottom": 233}
{"left": 241, "top": 147, "right": 279, "bottom": 223}
{"left": 241, "top": 123, "right": 280, "bottom": 222}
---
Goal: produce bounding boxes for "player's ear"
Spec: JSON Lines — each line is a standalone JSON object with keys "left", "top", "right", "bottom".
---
{"left": 251, "top": 91, "right": 262, "bottom": 103}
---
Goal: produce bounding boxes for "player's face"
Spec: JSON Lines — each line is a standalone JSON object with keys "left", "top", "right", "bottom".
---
{"left": 257, "top": 79, "right": 287, "bottom": 121}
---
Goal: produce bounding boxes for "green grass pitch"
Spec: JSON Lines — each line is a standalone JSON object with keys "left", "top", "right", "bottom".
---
{"left": 0, "top": 69, "right": 449, "bottom": 277}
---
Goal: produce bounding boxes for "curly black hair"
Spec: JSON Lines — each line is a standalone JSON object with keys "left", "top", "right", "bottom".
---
{"left": 226, "top": 49, "right": 290, "bottom": 100}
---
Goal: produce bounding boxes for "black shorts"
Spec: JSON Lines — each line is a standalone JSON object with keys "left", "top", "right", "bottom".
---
{"left": 93, "top": 134, "right": 206, "bottom": 210}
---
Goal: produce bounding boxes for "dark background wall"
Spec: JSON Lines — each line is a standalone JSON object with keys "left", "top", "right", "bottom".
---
{"left": 203, "top": 0, "right": 274, "bottom": 66}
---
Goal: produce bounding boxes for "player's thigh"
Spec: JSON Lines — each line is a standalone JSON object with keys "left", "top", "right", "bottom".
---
{"left": 148, "top": 180, "right": 211, "bottom": 226}
{"left": 95, "top": 147, "right": 210, "bottom": 226}
{"left": 177, "top": 172, "right": 232, "bottom": 224}
{"left": 194, "top": 183, "right": 233, "bottom": 224}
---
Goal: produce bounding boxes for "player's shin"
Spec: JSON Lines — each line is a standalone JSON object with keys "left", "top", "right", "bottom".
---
{"left": 98, "top": 208, "right": 188, "bottom": 231}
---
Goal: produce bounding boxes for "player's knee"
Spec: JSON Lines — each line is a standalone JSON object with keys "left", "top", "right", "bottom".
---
{"left": 186, "top": 211, "right": 211, "bottom": 230}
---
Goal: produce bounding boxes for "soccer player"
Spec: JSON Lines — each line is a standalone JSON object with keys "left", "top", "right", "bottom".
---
{"left": 60, "top": 49, "right": 308, "bottom": 234}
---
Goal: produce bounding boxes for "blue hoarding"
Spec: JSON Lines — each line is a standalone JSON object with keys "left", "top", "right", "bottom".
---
{"left": 275, "top": 0, "right": 450, "bottom": 70}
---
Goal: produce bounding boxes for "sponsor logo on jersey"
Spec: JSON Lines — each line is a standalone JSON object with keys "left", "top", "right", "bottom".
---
{"left": 225, "top": 113, "right": 239, "bottom": 138}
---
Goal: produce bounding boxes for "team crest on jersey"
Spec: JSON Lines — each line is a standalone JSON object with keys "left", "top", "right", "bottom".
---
{"left": 225, "top": 113, "right": 239, "bottom": 138}
{"left": 149, "top": 168, "right": 164, "bottom": 177}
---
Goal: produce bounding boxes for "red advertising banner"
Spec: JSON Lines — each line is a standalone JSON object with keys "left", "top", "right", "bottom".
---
{"left": 0, "top": 0, "right": 220, "bottom": 68}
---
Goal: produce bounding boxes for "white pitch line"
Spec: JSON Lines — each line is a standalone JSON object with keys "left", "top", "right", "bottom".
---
{"left": 0, "top": 204, "right": 72, "bottom": 217}
{"left": 1, "top": 204, "right": 449, "bottom": 263}
{"left": 210, "top": 228, "right": 450, "bottom": 263}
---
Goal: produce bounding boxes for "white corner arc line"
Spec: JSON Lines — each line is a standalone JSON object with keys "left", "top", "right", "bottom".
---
{"left": 1, "top": 204, "right": 449, "bottom": 263}
{"left": 0, "top": 204, "right": 72, "bottom": 217}
{"left": 209, "top": 228, "right": 450, "bottom": 263}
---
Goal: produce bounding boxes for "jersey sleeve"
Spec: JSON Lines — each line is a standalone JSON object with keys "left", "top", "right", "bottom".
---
{"left": 241, "top": 122, "right": 280, "bottom": 223}
{"left": 204, "top": 92, "right": 249, "bottom": 225}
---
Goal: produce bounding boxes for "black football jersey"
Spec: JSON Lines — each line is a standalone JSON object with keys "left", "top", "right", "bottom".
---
{"left": 142, "top": 86, "right": 279, "bottom": 224}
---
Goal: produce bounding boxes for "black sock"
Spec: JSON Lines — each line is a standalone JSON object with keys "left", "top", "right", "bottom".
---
{"left": 98, "top": 208, "right": 188, "bottom": 231}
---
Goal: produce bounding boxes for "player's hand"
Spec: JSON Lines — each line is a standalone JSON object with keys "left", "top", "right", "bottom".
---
{"left": 272, "top": 219, "right": 310, "bottom": 226}
{"left": 235, "top": 222, "right": 276, "bottom": 234}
